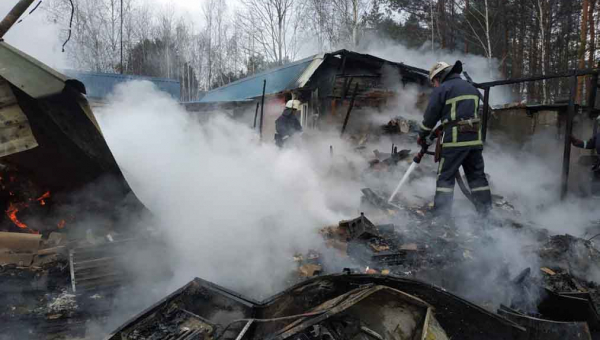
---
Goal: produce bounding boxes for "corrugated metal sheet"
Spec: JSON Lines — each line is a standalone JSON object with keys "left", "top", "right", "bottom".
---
{"left": 199, "top": 55, "right": 320, "bottom": 103}
{"left": 62, "top": 70, "right": 181, "bottom": 100}
{"left": 0, "top": 42, "right": 85, "bottom": 98}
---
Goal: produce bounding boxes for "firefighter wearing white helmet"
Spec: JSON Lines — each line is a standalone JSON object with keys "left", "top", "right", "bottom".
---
{"left": 429, "top": 61, "right": 451, "bottom": 83}
{"left": 418, "top": 60, "right": 492, "bottom": 217}
{"left": 275, "top": 99, "right": 302, "bottom": 147}
{"left": 570, "top": 115, "right": 600, "bottom": 196}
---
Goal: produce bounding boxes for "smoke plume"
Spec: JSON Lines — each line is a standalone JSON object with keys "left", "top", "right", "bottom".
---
{"left": 97, "top": 81, "right": 362, "bottom": 298}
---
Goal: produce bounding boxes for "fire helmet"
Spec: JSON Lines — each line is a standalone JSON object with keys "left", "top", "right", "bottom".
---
{"left": 429, "top": 62, "right": 451, "bottom": 82}
{"left": 286, "top": 100, "right": 301, "bottom": 110}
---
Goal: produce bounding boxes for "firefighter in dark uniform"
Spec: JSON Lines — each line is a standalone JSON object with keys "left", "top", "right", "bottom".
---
{"left": 275, "top": 100, "right": 302, "bottom": 147}
{"left": 571, "top": 116, "right": 600, "bottom": 196}
{"left": 418, "top": 61, "right": 492, "bottom": 216}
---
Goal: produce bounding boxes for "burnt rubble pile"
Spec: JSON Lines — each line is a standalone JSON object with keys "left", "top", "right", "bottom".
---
{"left": 0, "top": 231, "right": 171, "bottom": 340}
{"left": 381, "top": 116, "right": 419, "bottom": 135}
{"left": 107, "top": 273, "right": 596, "bottom": 340}
{"left": 289, "top": 207, "right": 600, "bottom": 339}
{"left": 102, "top": 188, "right": 599, "bottom": 340}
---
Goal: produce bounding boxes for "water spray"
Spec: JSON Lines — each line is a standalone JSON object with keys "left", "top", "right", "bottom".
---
{"left": 388, "top": 142, "right": 434, "bottom": 203}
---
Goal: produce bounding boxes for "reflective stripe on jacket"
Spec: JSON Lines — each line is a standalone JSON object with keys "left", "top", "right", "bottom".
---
{"left": 419, "top": 74, "right": 483, "bottom": 148}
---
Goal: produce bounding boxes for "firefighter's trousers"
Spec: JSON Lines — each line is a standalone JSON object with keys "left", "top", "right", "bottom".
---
{"left": 434, "top": 147, "right": 492, "bottom": 216}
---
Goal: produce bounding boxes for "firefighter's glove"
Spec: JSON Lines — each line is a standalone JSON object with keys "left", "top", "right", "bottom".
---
{"left": 417, "top": 136, "right": 430, "bottom": 148}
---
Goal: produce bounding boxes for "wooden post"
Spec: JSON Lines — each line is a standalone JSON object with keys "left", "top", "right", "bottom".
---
{"left": 481, "top": 87, "right": 491, "bottom": 142}
{"left": 340, "top": 83, "right": 359, "bottom": 137}
{"left": 259, "top": 80, "right": 266, "bottom": 140}
{"left": 561, "top": 74, "right": 578, "bottom": 200}
{"left": 0, "top": 0, "right": 34, "bottom": 38}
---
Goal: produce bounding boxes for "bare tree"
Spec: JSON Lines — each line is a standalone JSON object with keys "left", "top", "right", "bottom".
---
{"left": 239, "top": 0, "right": 305, "bottom": 65}
{"left": 453, "top": 0, "right": 496, "bottom": 76}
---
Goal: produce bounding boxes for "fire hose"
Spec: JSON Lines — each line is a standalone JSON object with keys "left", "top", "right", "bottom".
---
{"left": 388, "top": 127, "right": 475, "bottom": 206}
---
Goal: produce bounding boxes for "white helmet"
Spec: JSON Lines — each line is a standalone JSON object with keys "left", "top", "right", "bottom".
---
{"left": 286, "top": 100, "right": 301, "bottom": 110}
{"left": 429, "top": 61, "right": 451, "bottom": 82}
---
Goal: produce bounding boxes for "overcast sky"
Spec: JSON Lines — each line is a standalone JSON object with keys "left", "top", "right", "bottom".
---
{"left": 0, "top": 1, "right": 67, "bottom": 68}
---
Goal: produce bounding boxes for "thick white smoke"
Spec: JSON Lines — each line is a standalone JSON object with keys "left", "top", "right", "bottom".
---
{"left": 96, "top": 81, "right": 364, "bottom": 298}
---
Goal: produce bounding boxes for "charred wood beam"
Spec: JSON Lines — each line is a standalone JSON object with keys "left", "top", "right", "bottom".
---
{"left": 339, "top": 55, "right": 347, "bottom": 74}
{"left": 476, "top": 69, "right": 600, "bottom": 89}
{"left": 340, "top": 83, "right": 359, "bottom": 137}
{"left": 327, "top": 94, "right": 393, "bottom": 100}
{"left": 589, "top": 72, "right": 598, "bottom": 118}
{"left": 342, "top": 77, "right": 353, "bottom": 100}
{"left": 0, "top": 0, "right": 34, "bottom": 39}
{"left": 482, "top": 87, "right": 490, "bottom": 142}
{"left": 561, "top": 75, "right": 578, "bottom": 200}
{"left": 336, "top": 74, "right": 381, "bottom": 78}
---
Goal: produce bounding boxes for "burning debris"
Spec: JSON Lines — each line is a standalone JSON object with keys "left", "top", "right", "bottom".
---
{"left": 0, "top": 37, "right": 162, "bottom": 339}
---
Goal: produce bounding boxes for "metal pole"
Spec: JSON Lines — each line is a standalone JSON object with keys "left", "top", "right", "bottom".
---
{"left": 561, "top": 74, "right": 578, "bottom": 200}
{"left": 253, "top": 102, "right": 259, "bottom": 129}
{"left": 259, "top": 79, "right": 266, "bottom": 139}
{"left": 0, "top": 0, "right": 34, "bottom": 39}
{"left": 482, "top": 87, "right": 490, "bottom": 142}
{"left": 590, "top": 73, "right": 599, "bottom": 136}
{"left": 340, "top": 83, "right": 359, "bottom": 137}
{"left": 475, "top": 67, "right": 600, "bottom": 88}
{"left": 120, "top": 0, "right": 123, "bottom": 74}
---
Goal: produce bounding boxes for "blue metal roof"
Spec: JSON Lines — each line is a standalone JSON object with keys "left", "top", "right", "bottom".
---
{"left": 198, "top": 56, "right": 316, "bottom": 103}
{"left": 62, "top": 70, "right": 181, "bottom": 100}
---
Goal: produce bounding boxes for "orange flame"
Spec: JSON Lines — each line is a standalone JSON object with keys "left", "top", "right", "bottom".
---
{"left": 5, "top": 190, "right": 53, "bottom": 232}
{"left": 6, "top": 202, "right": 27, "bottom": 229}
{"left": 36, "top": 191, "right": 50, "bottom": 206}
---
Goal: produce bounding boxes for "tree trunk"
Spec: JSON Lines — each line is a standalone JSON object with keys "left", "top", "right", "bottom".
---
{"left": 352, "top": 0, "right": 359, "bottom": 47}
{"left": 537, "top": 0, "right": 547, "bottom": 103}
{"left": 430, "top": 0, "right": 435, "bottom": 52}
{"left": 587, "top": 0, "right": 597, "bottom": 103}
{"left": 465, "top": 0, "right": 469, "bottom": 54}
{"left": 484, "top": 0, "right": 492, "bottom": 77}
{"left": 439, "top": 0, "right": 446, "bottom": 49}
{"left": 577, "top": 0, "right": 590, "bottom": 103}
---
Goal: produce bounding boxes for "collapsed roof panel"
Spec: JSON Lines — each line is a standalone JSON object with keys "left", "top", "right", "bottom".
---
{"left": 0, "top": 78, "right": 37, "bottom": 158}
{"left": 198, "top": 55, "right": 324, "bottom": 103}
{"left": 0, "top": 42, "right": 85, "bottom": 99}
{"left": 0, "top": 41, "right": 143, "bottom": 210}
{"left": 107, "top": 274, "right": 530, "bottom": 340}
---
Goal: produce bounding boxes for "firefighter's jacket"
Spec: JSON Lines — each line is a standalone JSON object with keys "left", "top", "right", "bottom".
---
{"left": 419, "top": 74, "right": 483, "bottom": 148}
{"left": 275, "top": 108, "right": 302, "bottom": 138}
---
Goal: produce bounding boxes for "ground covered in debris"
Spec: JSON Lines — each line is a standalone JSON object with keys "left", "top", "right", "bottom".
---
{"left": 290, "top": 198, "right": 600, "bottom": 335}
